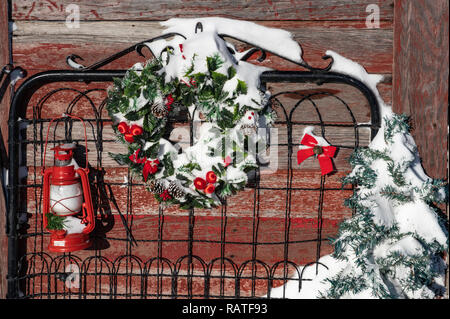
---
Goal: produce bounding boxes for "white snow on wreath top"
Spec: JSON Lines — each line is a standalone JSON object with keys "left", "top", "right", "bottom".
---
{"left": 159, "top": 17, "right": 304, "bottom": 64}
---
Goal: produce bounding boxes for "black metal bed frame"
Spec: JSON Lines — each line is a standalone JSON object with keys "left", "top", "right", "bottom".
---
{"left": 4, "top": 32, "right": 381, "bottom": 299}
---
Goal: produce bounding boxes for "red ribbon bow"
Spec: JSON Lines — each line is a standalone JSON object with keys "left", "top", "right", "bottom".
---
{"left": 297, "top": 133, "right": 337, "bottom": 176}
{"left": 129, "top": 148, "right": 160, "bottom": 181}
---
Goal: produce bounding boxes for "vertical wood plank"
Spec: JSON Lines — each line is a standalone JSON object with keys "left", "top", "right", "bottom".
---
{"left": 393, "top": 0, "right": 448, "bottom": 179}
{"left": 0, "top": 0, "right": 10, "bottom": 299}
{"left": 393, "top": 0, "right": 449, "bottom": 297}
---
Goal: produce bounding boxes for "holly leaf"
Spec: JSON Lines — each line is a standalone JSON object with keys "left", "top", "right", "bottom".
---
{"left": 217, "top": 108, "right": 235, "bottom": 129}
{"left": 180, "top": 162, "right": 202, "bottom": 172}
{"left": 109, "top": 153, "right": 130, "bottom": 166}
{"left": 162, "top": 153, "right": 174, "bottom": 177}
{"left": 180, "top": 202, "right": 193, "bottom": 210}
{"left": 217, "top": 162, "right": 225, "bottom": 174}
{"left": 193, "top": 199, "right": 206, "bottom": 209}
{"left": 145, "top": 142, "right": 160, "bottom": 159}
{"left": 113, "top": 77, "right": 123, "bottom": 89}
{"left": 117, "top": 97, "right": 130, "bottom": 113}
{"left": 206, "top": 54, "right": 224, "bottom": 73}
{"left": 227, "top": 66, "right": 236, "bottom": 79}
{"left": 124, "top": 111, "right": 140, "bottom": 121}
{"left": 236, "top": 79, "right": 247, "bottom": 95}
{"left": 192, "top": 72, "right": 206, "bottom": 84}
{"left": 211, "top": 71, "right": 228, "bottom": 88}
{"left": 199, "top": 86, "right": 214, "bottom": 101}
{"left": 182, "top": 91, "right": 195, "bottom": 106}
{"left": 176, "top": 174, "right": 190, "bottom": 183}
{"left": 184, "top": 60, "right": 195, "bottom": 77}
{"left": 211, "top": 165, "right": 221, "bottom": 177}
{"left": 143, "top": 83, "right": 158, "bottom": 101}
{"left": 219, "top": 183, "right": 233, "bottom": 197}
{"left": 123, "top": 72, "right": 141, "bottom": 97}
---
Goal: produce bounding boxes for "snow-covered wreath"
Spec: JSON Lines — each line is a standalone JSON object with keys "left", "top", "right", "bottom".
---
{"left": 106, "top": 22, "right": 275, "bottom": 209}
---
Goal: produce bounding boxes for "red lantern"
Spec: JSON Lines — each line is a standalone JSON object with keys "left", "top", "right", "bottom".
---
{"left": 42, "top": 114, "right": 95, "bottom": 253}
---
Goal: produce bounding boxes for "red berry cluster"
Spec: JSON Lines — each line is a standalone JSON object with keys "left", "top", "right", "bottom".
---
{"left": 165, "top": 94, "right": 174, "bottom": 111}
{"left": 160, "top": 189, "right": 172, "bottom": 201}
{"left": 117, "top": 122, "right": 143, "bottom": 143}
{"left": 194, "top": 171, "right": 217, "bottom": 194}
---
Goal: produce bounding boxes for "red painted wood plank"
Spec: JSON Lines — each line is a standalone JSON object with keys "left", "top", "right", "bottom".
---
{"left": 12, "top": 0, "right": 394, "bottom": 21}
{"left": 26, "top": 166, "right": 353, "bottom": 218}
{"left": 12, "top": 24, "right": 393, "bottom": 74}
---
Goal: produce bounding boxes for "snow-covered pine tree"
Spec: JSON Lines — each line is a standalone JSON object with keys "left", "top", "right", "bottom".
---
{"left": 323, "top": 113, "right": 448, "bottom": 299}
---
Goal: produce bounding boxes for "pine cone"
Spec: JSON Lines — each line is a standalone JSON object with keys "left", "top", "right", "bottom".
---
{"left": 168, "top": 181, "right": 185, "bottom": 199}
{"left": 148, "top": 180, "right": 165, "bottom": 194}
{"left": 151, "top": 102, "right": 168, "bottom": 118}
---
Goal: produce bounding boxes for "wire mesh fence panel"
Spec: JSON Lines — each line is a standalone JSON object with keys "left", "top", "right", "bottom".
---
{"left": 8, "top": 69, "right": 380, "bottom": 299}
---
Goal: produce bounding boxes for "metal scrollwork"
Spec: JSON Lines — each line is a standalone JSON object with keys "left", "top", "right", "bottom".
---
{"left": 64, "top": 27, "right": 334, "bottom": 73}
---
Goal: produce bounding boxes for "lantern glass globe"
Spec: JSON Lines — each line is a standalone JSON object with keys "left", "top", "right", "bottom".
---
{"left": 49, "top": 183, "right": 83, "bottom": 216}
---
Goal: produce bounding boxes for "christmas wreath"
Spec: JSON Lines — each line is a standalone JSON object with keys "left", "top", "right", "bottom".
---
{"left": 106, "top": 50, "right": 274, "bottom": 209}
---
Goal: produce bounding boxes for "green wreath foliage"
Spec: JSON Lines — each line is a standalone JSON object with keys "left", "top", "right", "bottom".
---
{"left": 106, "top": 54, "right": 273, "bottom": 209}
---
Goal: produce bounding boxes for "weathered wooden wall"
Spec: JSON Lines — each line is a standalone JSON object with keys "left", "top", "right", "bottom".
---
{"left": 4, "top": 0, "right": 401, "bottom": 298}
{"left": 393, "top": 0, "right": 448, "bottom": 180}
{"left": 11, "top": 0, "right": 394, "bottom": 95}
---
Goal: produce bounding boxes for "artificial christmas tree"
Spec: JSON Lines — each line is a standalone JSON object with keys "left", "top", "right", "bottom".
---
{"left": 324, "top": 112, "right": 448, "bottom": 298}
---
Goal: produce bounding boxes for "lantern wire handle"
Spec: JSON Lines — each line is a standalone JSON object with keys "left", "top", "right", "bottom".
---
{"left": 42, "top": 113, "right": 89, "bottom": 174}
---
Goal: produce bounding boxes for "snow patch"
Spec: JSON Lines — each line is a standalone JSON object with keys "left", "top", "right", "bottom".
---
{"left": 161, "top": 17, "right": 303, "bottom": 64}
{"left": 268, "top": 255, "right": 347, "bottom": 299}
